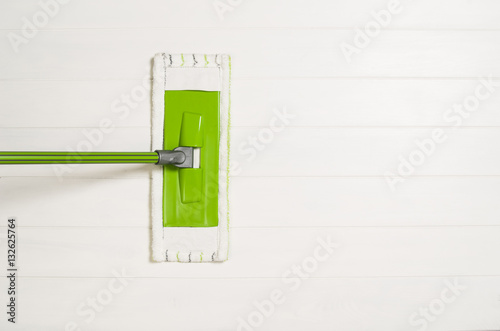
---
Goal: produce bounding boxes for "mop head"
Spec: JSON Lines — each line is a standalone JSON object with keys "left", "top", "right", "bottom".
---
{"left": 151, "top": 53, "right": 231, "bottom": 262}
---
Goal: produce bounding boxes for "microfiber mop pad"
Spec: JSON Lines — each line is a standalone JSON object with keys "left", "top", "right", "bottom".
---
{"left": 151, "top": 53, "right": 231, "bottom": 262}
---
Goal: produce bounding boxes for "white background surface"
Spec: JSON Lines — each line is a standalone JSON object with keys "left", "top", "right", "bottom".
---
{"left": 1, "top": 0, "right": 500, "bottom": 330}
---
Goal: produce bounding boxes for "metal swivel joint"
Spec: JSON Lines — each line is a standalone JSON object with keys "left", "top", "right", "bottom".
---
{"left": 155, "top": 147, "right": 194, "bottom": 168}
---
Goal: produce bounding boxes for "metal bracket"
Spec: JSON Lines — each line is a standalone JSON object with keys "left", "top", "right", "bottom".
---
{"left": 155, "top": 147, "right": 193, "bottom": 168}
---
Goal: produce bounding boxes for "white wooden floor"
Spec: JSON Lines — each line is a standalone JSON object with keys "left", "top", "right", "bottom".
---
{"left": 1, "top": 1, "right": 500, "bottom": 330}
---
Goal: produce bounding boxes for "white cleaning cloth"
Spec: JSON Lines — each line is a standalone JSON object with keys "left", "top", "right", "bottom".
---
{"left": 151, "top": 53, "right": 231, "bottom": 262}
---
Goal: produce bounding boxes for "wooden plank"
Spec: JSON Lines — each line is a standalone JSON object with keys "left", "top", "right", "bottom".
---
{"left": 0, "top": 277, "right": 497, "bottom": 331}
{"left": 3, "top": 78, "right": 500, "bottom": 128}
{"left": 2, "top": 176, "right": 500, "bottom": 227}
{"left": 2, "top": 30, "right": 500, "bottom": 79}
{"left": 0, "top": 178, "right": 149, "bottom": 227}
{"left": 232, "top": 127, "right": 500, "bottom": 176}
{"left": 1, "top": 0, "right": 499, "bottom": 29}
{"left": 231, "top": 176, "right": 500, "bottom": 227}
{"left": 2, "top": 227, "right": 500, "bottom": 278}
{"left": 0, "top": 128, "right": 150, "bottom": 151}
{"left": 233, "top": 78, "right": 500, "bottom": 127}
{"left": 0, "top": 80, "right": 151, "bottom": 128}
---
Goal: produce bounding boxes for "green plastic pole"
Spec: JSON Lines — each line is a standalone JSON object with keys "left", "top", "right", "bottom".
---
{"left": 0, "top": 152, "right": 159, "bottom": 164}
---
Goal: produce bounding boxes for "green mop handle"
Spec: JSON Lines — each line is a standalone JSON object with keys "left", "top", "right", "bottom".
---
{"left": 0, "top": 148, "right": 193, "bottom": 167}
{"left": 0, "top": 152, "right": 159, "bottom": 164}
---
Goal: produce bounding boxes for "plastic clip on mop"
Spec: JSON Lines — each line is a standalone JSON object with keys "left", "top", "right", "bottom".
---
{"left": 0, "top": 53, "right": 231, "bottom": 263}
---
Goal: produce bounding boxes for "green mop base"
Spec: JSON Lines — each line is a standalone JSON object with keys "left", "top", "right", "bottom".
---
{"left": 162, "top": 90, "right": 220, "bottom": 227}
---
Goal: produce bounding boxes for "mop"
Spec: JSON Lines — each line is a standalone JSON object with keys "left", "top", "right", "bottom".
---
{"left": 0, "top": 53, "right": 231, "bottom": 263}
